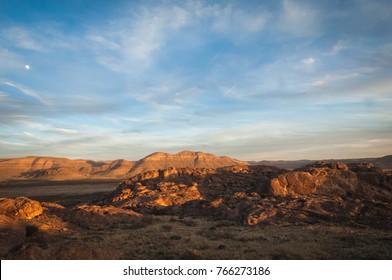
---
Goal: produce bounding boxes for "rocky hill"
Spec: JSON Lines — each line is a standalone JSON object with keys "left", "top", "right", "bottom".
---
{"left": 0, "top": 156, "right": 136, "bottom": 181}
{"left": 0, "top": 151, "right": 247, "bottom": 181}
{"left": 250, "top": 155, "right": 392, "bottom": 169}
{"left": 130, "top": 151, "right": 247, "bottom": 176}
{"left": 109, "top": 162, "right": 392, "bottom": 228}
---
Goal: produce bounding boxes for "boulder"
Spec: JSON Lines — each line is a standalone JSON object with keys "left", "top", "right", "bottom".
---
{"left": 0, "top": 197, "right": 43, "bottom": 219}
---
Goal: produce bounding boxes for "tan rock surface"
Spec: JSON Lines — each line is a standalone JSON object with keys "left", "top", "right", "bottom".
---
{"left": 0, "top": 197, "right": 43, "bottom": 219}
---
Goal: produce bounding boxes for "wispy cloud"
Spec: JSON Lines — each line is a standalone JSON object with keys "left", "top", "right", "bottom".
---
{"left": 0, "top": 47, "right": 24, "bottom": 70}
{"left": 88, "top": 1, "right": 271, "bottom": 73}
{"left": 45, "top": 127, "right": 79, "bottom": 135}
{"left": 1, "top": 80, "right": 50, "bottom": 105}
{"left": 302, "top": 57, "right": 315, "bottom": 65}
{"left": 279, "top": 0, "right": 320, "bottom": 36}
{"left": 2, "top": 27, "right": 44, "bottom": 51}
{"left": 88, "top": 4, "right": 189, "bottom": 72}
{"left": 1, "top": 24, "right": 83, "bottom": 55}
{"left": 202, "top": 3, "right": 269, "bottom": 34}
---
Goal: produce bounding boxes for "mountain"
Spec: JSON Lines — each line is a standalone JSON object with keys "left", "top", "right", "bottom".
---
{"left": 1, "top": 152, "right": 390, "bottom": 182}
{"left": 248, "top": 160, "right": 313, "bottom": 169}
{"left": 249, "top": 155, "right": 392, "bottom": 170}
{"left": 130, "top": 150, "right": 247, "bottom": 176}
{"left": 365, "top": 155, "right": 392, "bottom": 169}
{"left": 0, "top": 156, "right": 136, "bottom": 181}
{"left": 0, "top": 151, "right": 247, "bottom": 182}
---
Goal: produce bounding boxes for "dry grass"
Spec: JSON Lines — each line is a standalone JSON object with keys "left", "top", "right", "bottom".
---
{"left": 76, "top": 215, "right": 392, "bottom": 259}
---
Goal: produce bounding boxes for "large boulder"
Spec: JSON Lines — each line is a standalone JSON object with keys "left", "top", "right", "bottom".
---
{"left": 0, "top": 197, "right": 43, "bottom": 219}
{"left": 269, "top": 162, "right": 392, "bottom": 200}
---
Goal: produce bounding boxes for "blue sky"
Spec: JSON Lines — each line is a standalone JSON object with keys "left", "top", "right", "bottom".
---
{"left": 0, "top": 0, "right": 391, "bottom": 161}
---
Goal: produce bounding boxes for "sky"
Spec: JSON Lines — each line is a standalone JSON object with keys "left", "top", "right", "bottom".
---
{"left": 0, "top": 0, "right": 391, "bottom": 161}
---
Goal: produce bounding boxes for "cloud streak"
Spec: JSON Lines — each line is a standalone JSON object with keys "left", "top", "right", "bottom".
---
{"left": 1, "top": 80, "right": 49, "bottom": 105}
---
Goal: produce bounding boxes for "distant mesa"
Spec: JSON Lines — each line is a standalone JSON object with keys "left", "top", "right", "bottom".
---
{"left": 0, "top": 151, "right": 247, "bottom": 182}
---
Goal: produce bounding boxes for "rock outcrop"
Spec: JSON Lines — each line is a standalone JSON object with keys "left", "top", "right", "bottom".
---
{"left": 0, "top": 197, "right": 145, "bottom": 259}
{"left": 269, "top": 162, "right": 392, "bottom": 201}
{"left": 109, "top": 165, "right": 283, "bottom": 212}
{"left": 108, "top": 163, "right": 392, "bottom": 228}
{"left": 0, "top": 197, "right": 43, "bottom": 219}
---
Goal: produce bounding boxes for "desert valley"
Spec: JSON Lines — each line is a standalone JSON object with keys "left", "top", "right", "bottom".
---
{"left": 0, "top": 151, "right": 391, "bottom": 259}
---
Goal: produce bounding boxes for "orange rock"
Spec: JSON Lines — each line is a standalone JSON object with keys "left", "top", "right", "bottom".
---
{"left": 0, "top": 197, "right": 43, "bottom": 219}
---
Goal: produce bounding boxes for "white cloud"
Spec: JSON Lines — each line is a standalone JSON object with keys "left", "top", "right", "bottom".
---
{"left": 1, "top": 80, "right": 50, "bottom": 105}
{"left": 0, "top": 47, "right": 24, "bottom": 70}
{"left": 45, "top": 127, "right": 79, "bottom": 135}
{"left": 206, "top": 4, "right": 269, "bottom": 34}
{"left": 89, "top": 5, "right": 190, "bottom": 71}
{"left": 89, "top": 2, "right": 270, "bottom": 72}
{"left": 87, "top": 35, "right": 120, "bottom": 50}
{"left": 2, "top": 25, "right": 82, "bottom": 53}
{"left": 330, "top": 40, "right": 347, "bottom": 55}
{"left": 302, "top": 57, "right": 315, "bottom": 64}
{"left": 306, "top": 67, "right": 377, "bottom": 90}
{"left": 2, "top": 27, "right": 44, "bottom": 51}
{"left": 0, "top": 140, "right": 29, "bottom": 147}
{"left": 279, "top": 0, "right": 320, "bottom": 36}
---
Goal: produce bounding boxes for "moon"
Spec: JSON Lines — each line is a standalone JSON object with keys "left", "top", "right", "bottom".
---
{"left": 25, "top": 64, "right": 30, "bottom": 70}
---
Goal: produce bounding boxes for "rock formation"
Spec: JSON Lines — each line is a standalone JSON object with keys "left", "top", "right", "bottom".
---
{"left": 0, "top": 196, "right": 145, "bottom": 259}
{"left": 0, "top": 197, "right": 43, "bottom": 219}
{"left": 269, "top": 162, "right": 392, "bottom": 201}
{"left": 108, "top": 163, "right": 392, "bottom": 228}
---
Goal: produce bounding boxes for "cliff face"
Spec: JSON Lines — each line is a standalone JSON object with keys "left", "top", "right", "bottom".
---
{"left": 0, "top": 151, "right": 247, "bottom": 181}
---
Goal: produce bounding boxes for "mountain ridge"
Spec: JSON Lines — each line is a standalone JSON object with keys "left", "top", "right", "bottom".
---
{"left": 250, "top": 155, "right": 392, "bottom": 169}
{"left": 0, "top": 151, "right": 247, "bottom": 181}
{"left": 1, "top": 152, "right": 391, "bottom": 182}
